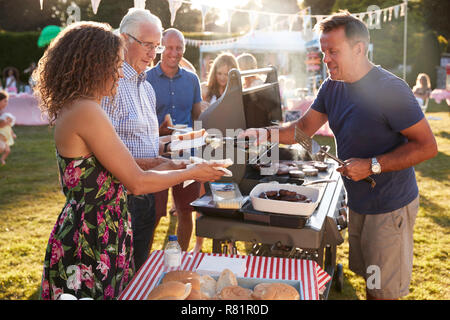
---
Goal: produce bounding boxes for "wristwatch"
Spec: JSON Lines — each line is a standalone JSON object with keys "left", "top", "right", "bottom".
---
{"left": 371, "top": 157, "right": 381, "bottom": 174}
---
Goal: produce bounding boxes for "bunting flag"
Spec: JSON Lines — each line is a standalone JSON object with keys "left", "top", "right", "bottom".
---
{"left": 91, "top": 0, "right": 101, "bottom": 14}
{"left": 37, "top": 0, "right": 407, "bottom": 35}
{"left": 167, "top": 0, "right": 183, "bottom": 26}
{"left": 200, "top": 4, "right": 209, "bottom": 31}
{"left": 185, "top": 35, "right": 244, "bottom": 47}
{"left": 269, "top": 13, "right": 277, "bottom": 32}
{"left": 134, "top": 0, "right": 146, "bottom": 9}
{"left": 400, "top": 3, "right": 406, "bottom": 17}
{"left": 288, "top": 14, "right": 297, "bottom": 32}
{"left": 225, "top": 9, "right": 233, "bottom": 33}
{"left": 249, "top": 11, "right": 258, "bottom": 32}
{"left": 393, "top": 4, "right": 400, "bottom": 19}
{"left": 302, "top": 15, "right": 312, "bottom": 34}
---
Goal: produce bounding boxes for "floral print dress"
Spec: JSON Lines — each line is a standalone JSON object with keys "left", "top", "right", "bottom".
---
{"left": 40, "top": 152, "right": 134, "bottom": 300}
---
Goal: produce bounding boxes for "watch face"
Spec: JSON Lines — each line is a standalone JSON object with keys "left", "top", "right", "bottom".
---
{"left": 372, "top": 163, "right": 381, "bottom": 174}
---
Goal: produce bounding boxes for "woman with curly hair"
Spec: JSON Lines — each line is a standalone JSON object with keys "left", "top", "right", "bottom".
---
{"left": 33, "top": 21, "right": 225, "bottom": 300}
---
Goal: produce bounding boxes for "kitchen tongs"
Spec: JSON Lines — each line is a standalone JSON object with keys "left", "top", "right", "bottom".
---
{"left": 294, "top": 126, "right": 376, "bottom": 188}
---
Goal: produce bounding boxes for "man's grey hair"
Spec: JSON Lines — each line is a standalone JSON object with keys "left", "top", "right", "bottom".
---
{"left": 119, "top": 8, "right": 163, "bottom": 36}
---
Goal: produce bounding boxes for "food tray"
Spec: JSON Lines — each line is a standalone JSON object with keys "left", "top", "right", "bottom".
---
{"left": 157, "top": 272, "right": 304, "bottom": 300}
{"left": 190, "top": 194, "right": 245, "bottom": 220}
{"left": 210, "top": 182, "right": 245, "bottom": 209}
{"left": 249, "top": 182, "right": 320, "bottom": 217}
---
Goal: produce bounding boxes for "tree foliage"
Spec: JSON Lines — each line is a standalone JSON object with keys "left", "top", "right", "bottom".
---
{"left": 332, "top": 0, "right": 443, "bottom": 86}
{"left": 0, "top": 0, "right": 447, "bottom": 87}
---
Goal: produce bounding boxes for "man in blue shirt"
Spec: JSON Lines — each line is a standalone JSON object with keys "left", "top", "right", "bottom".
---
{"left": 147, "top": 28, "right": 203, "bottom": 251}
{"left": 242, "top": 12, "right": 437, "bottom": 299}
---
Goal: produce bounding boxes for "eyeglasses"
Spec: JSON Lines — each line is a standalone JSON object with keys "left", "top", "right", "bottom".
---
{"left": 126, "top": 33, "right": 165, "bottom": 53}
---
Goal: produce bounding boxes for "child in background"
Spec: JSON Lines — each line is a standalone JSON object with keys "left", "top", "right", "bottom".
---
{"left": 0, "top": 91, "right": 16, "bottom": 165}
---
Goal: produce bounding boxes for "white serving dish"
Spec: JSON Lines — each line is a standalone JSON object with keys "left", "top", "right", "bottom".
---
{"left": 249, "top": 182, "right": 320, "bottom": 217}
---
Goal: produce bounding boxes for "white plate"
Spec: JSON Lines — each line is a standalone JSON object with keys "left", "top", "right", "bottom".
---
{"left": 170, "top": 134, "right": 207, "bottom": 151}
{"left": 249, "top": 182, "right": 320, "bottom": 217}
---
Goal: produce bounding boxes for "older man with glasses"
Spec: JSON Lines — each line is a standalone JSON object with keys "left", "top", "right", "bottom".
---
{"left": 101, "top": 9, "right": 183, "bottom": 271}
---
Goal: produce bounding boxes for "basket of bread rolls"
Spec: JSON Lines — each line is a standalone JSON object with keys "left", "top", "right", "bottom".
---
{"left": 147, "top": 268, "right": 302, "bottom": 300}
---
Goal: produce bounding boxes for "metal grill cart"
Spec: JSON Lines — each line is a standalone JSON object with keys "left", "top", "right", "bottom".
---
{"left": 192, "top": 67, "right": 348, "bottom": 299}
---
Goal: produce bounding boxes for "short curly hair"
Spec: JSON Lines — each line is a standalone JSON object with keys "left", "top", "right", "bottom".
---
{"left": 33, "top": 21, "right": 123, "bottom": 125}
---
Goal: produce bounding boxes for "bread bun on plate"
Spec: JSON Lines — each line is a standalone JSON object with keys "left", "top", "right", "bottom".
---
{"left": 216, "top": 269, "right": 238, "bottom": 294}
{"left": 200, "top": 274, "right": 217, "bottom": 299}
{"left": 147, "top": 281, "right": 192, "bottom": 300}
{"left": 218, "top": 285, "right": 253, "bottom": 300}
{"left": 252, "top": 282, "right": 300, "bottom": 300}
{"left": 176, "top": 128, "right": 206, "bottom": 141}
{"left": 162, "top": 270, "right": 201, "bottom": 291}
{"left": 186, "top": 289, "right": 205, "bottom": 300}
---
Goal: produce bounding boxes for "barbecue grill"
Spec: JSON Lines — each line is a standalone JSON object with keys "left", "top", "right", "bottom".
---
{"left": 193, "top": 67, "right": 347, "bottom": 299}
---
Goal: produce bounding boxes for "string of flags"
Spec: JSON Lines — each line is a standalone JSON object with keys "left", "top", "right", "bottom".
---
{"left": 166, "top": 0, "right": 407, "bottom": 33}
{"left": 185, "top": 35, "right": 244, "bottom": 48}
{"left": 38, "top": 0, "right": 407, "bottom": 35}
{"left": 182, "top": 1, "right": 407, "bottom": 48}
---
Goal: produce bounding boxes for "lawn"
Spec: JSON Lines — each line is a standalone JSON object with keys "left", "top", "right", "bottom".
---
{"left": 0, "top": 100, "right": 448, "bottom": 300}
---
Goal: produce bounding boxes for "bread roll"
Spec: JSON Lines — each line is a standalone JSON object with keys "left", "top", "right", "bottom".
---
{"left": 218, "top": 285, "right": 253, "bottom": 300}
{"left": 162, "top": 270, "right": 201, "bottom": 291}
{"left": 252, "top": 282, "right": 300, "bottom": 300}
{"left": 186, "top": 289, "right": 204, "bottom": 300}
{"left": 200, "top": 275, "right": 217, "bottom": 299}
{"left": 216, "top": 269, "right": 238, "bottom": 294}
{"left": 177, "top": 128, "right": 206, "bottom": 141}
{"left": 147, "top": 281, "right": 192, "bottom": 300}
{"left": 209, "top": 158, "right": 233, "bottom": 167}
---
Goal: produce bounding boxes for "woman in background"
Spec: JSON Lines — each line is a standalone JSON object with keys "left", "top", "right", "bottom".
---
{"left": 0, "top": 90, "right": 16, "bottom": 165}
{"left": 412, "top": 73, "right": 432, "bottom": 112}
{"left": 3, "top": 67, "right": 19, "bottom": 93}
{"left": 201, "top": 52, "right": 238, "bottom": 108}
{"left": 33, "top": 21, "right": 225, "bottom": 300}
{"left": 237, "top": 53, "right": 264, "bottom": 88}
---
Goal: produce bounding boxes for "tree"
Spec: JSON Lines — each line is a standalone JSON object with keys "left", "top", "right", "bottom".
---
{"left": 0, "top": 0, "right": 60, "bottom": 31}
{"left": 302, "top": 0, "right": 336, "bottom": 15}
{"left": 421, "top": 0, "right": 450, "bottom": 41}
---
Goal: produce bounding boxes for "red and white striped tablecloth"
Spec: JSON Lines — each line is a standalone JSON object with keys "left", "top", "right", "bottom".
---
{"left": 118, "top": 250, "right": 331, "bottom": 300}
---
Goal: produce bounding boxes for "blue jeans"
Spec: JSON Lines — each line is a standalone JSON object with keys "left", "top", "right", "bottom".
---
{"left": 127, "top": 193, "right": 156, "bottom": 272}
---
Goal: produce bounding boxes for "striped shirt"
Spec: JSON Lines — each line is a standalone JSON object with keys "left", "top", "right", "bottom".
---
{"left": 101, "top": 62, "right": 159, "bottom": 159}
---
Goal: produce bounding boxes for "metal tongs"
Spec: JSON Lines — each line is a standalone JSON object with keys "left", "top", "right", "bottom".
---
{"left": 294, "top": 126, "right": 376, "bottom": 188}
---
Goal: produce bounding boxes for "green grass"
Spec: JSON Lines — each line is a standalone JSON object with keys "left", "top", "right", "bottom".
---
{"left": 0, "top": 100, "right": 448, "bottom": 300}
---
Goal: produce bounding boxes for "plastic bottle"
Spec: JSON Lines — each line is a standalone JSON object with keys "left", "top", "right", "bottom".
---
{"left": 163, "top": 235, "right": 182, "bottom": 272}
